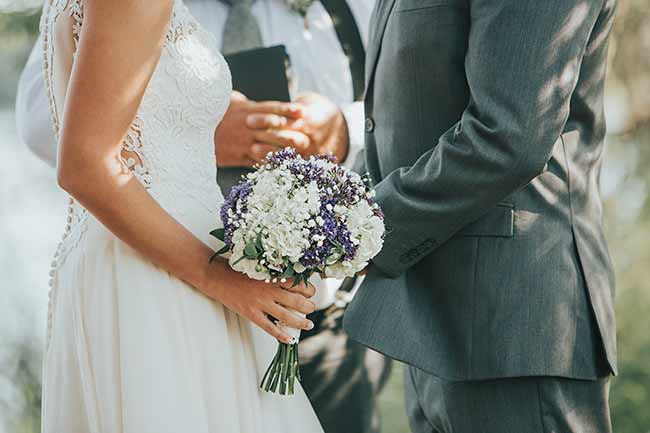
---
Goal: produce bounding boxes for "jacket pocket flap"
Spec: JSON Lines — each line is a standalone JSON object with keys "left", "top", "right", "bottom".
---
{"left": 456, "top": 204, "right": 514, "bottom": 238}
{"left": 394, "top": 0, "right": 456, "bottom": 13}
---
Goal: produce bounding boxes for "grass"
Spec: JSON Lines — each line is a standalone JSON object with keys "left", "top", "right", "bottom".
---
{"left": 378, "top": 362, "right": 411, "bottom": 433}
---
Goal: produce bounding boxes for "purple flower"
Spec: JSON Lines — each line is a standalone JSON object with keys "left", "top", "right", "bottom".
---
{"left": 264, "top": 147, "right": 299, "bottom": 168}
{"left": 220, "top": 180, "right": 252, "bottom": 246}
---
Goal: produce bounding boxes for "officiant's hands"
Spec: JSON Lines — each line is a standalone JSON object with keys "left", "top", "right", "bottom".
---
{"left": 293, "top": 92, "right": 349, "bottom": 162}
{"left": 247, "top": 92, "right": 349, "bottom": 162}
{"left": 215, "top": 91, "right": 310, "bottom": 167}
{"left": 214, "top": 91, "right": 349, "bottom": 167}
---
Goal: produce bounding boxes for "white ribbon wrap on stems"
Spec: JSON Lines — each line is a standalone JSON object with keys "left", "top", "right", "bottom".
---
{"left": 278, "top": 310, "right": 305, "bottom": 345}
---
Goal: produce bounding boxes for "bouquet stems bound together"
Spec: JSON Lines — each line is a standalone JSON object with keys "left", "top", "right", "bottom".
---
{"left": 259, "top": 272, "right": 312, "bottom": 395}
{"left": 260, "top": 339, "right": 301, "bottom": 395}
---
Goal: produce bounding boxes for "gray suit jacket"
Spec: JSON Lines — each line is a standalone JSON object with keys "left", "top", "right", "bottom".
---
{"left": 344, "top": 0, "right": 617, "bottom": 381}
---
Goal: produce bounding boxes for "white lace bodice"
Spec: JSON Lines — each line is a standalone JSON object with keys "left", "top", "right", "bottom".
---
{"left": 41, "top": 0, "right": 232, "bottom": 341}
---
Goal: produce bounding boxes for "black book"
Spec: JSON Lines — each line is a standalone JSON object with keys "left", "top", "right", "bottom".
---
{"left": 224, "top": 45, "right": 291, "bottom": 102}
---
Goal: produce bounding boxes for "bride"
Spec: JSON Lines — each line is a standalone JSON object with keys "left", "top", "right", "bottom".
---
{"left": 40, "top": 0, "right": 324, "bottom": 431}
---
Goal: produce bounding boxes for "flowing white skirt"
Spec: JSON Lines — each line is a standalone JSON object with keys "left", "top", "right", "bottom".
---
{"left": 42, "top": 218, "right": 323, "bottom": 433}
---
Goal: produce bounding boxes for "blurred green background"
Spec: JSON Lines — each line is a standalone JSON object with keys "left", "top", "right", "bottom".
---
{"left": 0, "top": 2, "right": 649, "bottom": 433}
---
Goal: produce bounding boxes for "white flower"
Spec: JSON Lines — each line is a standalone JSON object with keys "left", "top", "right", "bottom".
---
{"left": 324, "top": 261, "right": 357, "bottom": 279}
{"left": 339, "top": 200, "right": 385, "bottom": 274}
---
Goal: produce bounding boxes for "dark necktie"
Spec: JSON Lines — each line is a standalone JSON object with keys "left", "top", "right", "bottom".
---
{"left": 220, "top": 0, "right": 264, "bottom": 55}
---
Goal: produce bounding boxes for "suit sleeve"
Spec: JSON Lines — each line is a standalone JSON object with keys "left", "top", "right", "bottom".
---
{"left": 15, "top": 37, "right": 58, "bottom": 167}
{"left": 371, "top": 0, "right": 605, "bottom": 277}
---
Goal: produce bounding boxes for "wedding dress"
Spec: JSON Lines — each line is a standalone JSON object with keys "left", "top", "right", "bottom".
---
{"left": 39, "top": 1, "right": 323, "bottom": 432}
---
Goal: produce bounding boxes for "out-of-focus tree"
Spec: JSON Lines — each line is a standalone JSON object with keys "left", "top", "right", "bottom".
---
{"left": 608, "top": 0, "right": 650, "bottom": 131}
{"left": 0, "top": 11, "right": 38, "bottom": 104}
{"left": 603, "top": 2, "right": 650, "bottom": 433}
{"left": 0, "top": 11, "right": 38, "bottom": 36}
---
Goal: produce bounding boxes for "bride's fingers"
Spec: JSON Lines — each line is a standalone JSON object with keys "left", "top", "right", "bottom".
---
{"left": 281, "top": 280, "right": 315, "bottom": 298}
{"left": 253, "top": 312, "right": 293, "bottom": 344}
{"left": 274, "top": 288, "right": 316, "bottom": 315}
{"left": 267, "top": 303, "right": 314, "bottom": 331}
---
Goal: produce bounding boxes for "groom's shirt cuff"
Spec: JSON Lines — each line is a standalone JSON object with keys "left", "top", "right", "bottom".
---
{"left": 341, "top": 101, "right": 365, "bottom": 171}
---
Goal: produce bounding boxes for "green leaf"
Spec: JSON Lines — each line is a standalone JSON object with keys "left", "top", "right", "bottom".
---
{"left": 232, "top": 255, "right": 248, "bottom": 266}
{"left": 209, "top": 228, "right": 226, "bottom": 241}
{"left": 281, "top": 265, "right": 295, "bottom": 279}
{"left": 215, "top": 245, "right": 230, "bottom": 256}
{"left": 244, "top": 242, "right": 258, "bottom": 258}
{"left": 291, "top": 271, "right": 312, "bottom": 287}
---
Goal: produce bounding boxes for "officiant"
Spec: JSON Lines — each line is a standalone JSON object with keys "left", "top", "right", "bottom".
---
{"left": 15, "top": 1, "right": 391, "bottom": 432}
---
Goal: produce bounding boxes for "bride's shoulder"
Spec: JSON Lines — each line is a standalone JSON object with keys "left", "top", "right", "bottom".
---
{"left": 55, "top": 0, "right": 178, "bottom": 63}
{"left": 78, "top": 0, "right": 174, "bottom": 32}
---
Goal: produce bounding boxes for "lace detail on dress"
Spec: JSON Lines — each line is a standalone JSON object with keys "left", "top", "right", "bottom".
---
{"left": 166, "top": 3, "right": 198, "bottom": 43}
{"left": 70, "top": 0, "right": 83, "bottom": 55}
{"left": 120, "top": 117, "right": 153, "bottom": 188}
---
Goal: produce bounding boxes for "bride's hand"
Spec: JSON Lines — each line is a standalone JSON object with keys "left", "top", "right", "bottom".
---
{"left": 204, "top": 260, "right": 316, "bottom": 343}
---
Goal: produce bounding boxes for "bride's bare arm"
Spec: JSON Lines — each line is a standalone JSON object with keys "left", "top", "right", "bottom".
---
{"left": 56, "top": 0, "right": 313, "bottom": 343}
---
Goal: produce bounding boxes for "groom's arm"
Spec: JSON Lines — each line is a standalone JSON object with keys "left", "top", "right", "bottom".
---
{"left": 371, "top": 0, "right": 610, "bottom": 277}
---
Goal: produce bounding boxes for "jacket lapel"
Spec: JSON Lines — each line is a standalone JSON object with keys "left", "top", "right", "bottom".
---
{"left": 365, "top": 0, "right": 397, "bottom": 85}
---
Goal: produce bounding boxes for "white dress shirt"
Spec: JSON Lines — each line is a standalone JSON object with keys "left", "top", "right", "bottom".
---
{"left": 15, "top": 0, "right": 374, "bottom": 310}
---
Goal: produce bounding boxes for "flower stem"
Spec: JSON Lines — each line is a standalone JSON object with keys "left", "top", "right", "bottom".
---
{"left": 279, "top": 343, "right": 288, "bottom": 395}
{"left": 262, "top": 345, "right": 281, "bottom": 392}
{"left": 260, "top": 342, "right": 301, "bottom": 395}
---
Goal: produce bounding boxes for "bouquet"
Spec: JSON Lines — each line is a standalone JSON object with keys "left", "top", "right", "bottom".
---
{"left": 210, "top": 148, "right": 385, "bottom": 395}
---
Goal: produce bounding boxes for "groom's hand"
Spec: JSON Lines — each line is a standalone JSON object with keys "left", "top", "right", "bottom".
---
{"left": 214, "top": 91, "right": 309, "bottom": 167}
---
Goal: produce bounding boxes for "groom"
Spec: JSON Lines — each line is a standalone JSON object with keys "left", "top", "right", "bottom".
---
{"left": 345, "top": 0, "right": 618, "bottom": 432}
